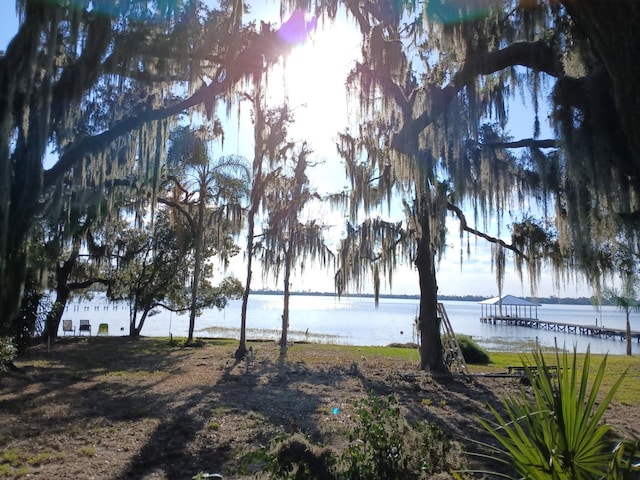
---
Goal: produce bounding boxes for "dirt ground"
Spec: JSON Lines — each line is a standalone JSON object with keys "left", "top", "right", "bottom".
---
{"left": 1, "top": 337, "right": 638, "bottom": 479}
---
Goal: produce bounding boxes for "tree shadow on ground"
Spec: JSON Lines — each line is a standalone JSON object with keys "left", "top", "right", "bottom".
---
{"left": 1, "top": 338, "right": 531, "bottom": 479}
{"left": 116, "top": 344, "right": 347, "bottom": 479}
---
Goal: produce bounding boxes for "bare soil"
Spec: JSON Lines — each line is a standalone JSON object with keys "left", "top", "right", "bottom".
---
{"left": 1, "top": 337, "right": 638, "bottom": 479}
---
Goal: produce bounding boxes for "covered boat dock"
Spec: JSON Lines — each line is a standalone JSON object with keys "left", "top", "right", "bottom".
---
{"left": 479, "top": 294, "right": 541, "bottom": 324}
{"left": 479, "top": 295, "right": 640, "bottom": 342}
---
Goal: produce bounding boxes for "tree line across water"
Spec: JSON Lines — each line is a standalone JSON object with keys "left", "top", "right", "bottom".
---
{"left": 252, "top": 290, "right": 611, "bottom": 306}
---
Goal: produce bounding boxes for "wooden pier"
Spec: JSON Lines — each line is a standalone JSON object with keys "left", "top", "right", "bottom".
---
{"left": 480, "top": 315, "right": 640, "bottom": 343}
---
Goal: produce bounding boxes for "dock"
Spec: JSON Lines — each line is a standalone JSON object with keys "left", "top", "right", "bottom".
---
{"left": 480, "top": 316, "right": 640, "bottom": 343}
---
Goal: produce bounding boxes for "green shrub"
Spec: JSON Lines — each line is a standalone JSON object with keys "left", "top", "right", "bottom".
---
{"left": 343, "top": 395, "right": 409, "bottom": 479}
{"left": 456, "top": 335, "right": 490, "bottom": 365}
{"left": 477, "top": 347, "right": 640, "bottom": 479}
{"left": 266, "top": 394, "right": 461, "bottom": 479}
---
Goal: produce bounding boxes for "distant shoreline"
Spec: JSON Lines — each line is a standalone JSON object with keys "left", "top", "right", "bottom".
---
{"left": 251, "top": 290, "right": 608, "bottom": 306}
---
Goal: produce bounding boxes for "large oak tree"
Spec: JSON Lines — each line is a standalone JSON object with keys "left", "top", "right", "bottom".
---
{"left": 332, "top": 0, "right": 640, "bottom": 371}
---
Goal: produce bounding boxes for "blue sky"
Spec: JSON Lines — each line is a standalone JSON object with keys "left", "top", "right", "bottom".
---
{"left": 0, "top": 3, "right": 594, "bottom": 299}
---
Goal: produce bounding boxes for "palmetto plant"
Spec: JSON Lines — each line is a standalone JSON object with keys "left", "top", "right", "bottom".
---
{"left": 477, "top": 347, "right": 639, "bottom": 479}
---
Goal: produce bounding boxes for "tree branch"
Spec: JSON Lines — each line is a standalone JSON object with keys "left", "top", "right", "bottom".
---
{"left": 50, "top": 14, "right": 113, "bottom": 126}
{"left": 157, "top": 197, "right": 196, "bottom": 235}
{"left": 164, "top": 175, "right": 192, "bottom": 199}
{"left": 43, "top": 21, "right": 298, "bottom": 190}
{"left": 152, "top": 302, "right": 190, "bottom": 313}
{"left": 392, "top": 40, "right": 563, "bottom": 154}
{"left": 456, "top": 40, "right": 563, "bottom": 84}
{"left": 68, "top": 277, "right": 112, "bottom": 290}
{"left": 446, "top": 201, "right": 529, "bottom": 260}
{"left": 484, "top": 138, "right": 558, "bottom": 149}
{"left": 352, "top": 63, "right": 411, "bottom": 112}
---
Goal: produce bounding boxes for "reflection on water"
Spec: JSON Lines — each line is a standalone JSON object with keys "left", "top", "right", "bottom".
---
{"left": 57, "top": 294, "right": 637, "bottom": 355}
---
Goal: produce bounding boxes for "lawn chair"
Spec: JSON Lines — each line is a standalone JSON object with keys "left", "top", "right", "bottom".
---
{"left": 79, "top": 319, "right": 91, "bottom": 336}
{"left": 62, "top": 319, "right": 75, "bottom": 336}
{"left": 97, "top": 323, "right": 108, "bottom": 336}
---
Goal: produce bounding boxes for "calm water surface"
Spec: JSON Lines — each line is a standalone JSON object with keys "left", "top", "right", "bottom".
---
{"left": 58, "top": 294, "right": 637, "bottom": 355}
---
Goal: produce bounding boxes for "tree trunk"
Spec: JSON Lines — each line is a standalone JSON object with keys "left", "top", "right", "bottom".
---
{"left": 44, "top": 285, "right": 70, "bottom": 341}
{"left": 280, "top": 247, "right": 293, "bottom": 355}
{"left": 14, "top": 275, "right": 44, "bottom": 353}
{"left": 236, "top": 213, "right": 254, "bottom": 361}
{"left": 43, "top": 246, "right": 81, "bottom": 340}
{"left": 188, "top": 180, "right": 207, "bottom": 343}
{"left": 626, "top": 312, "right": 632, "bottom": 356}
{"left": 0, "top": 9, "right": 48, "bottom": 342}
{"left": 135, "top": 309, "right": 151, "bottom": 337}
{"left": 415, "top": 206, "right": 446, "bottom": 373}
{"left": 129, "top": 297, "right": 139, "bottom": 337}
{"left": 0, "top": 250, "right": 28, "bottom": 338}
{"left": 236, "top": 86, "right": 265, "bottom": 362}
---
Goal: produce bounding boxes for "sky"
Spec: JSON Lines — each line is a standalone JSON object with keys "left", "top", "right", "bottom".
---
{"left": 0, "top": 2, "right": 596, "bottom": 299}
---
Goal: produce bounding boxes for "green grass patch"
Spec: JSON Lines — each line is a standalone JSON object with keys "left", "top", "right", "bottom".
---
{"left": 285, "top": 342, "right": 640, "bottom": 408}
{"left": 287, "top": 343, "right": 420, "bottom": 363}
{"left": 167, "top": 337, "right": 237, "bottom": 348}
{"left": 0, "top": 447, "right": 60, "bottom": 477}
{"left": 76, "top": 446, "right": 96, "bottom": 457}
{"left": 485, "top": 350, "right": 640, "bottom": 407}
{"left": 210, "top": 405, "right": 232, "bottom": 416}
{"left": 206, "top": 421, "right": 221, "bottom": 430}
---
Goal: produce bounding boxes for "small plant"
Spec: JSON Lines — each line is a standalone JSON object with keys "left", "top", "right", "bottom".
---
{"left": 477, "top": 347, "right": 640, "bottom": 479}
{"left": 76, "top": 445, "right": 97, "bottom": 457}
{"left": 26, "top": 451, "right": 56, "bottom": 465}
{"left": 237, "top": 448, "right": 271, "bottom": 475}
{"left": 192, "top": 472, "right": 223, "bottom": 479}
{"left": 415, "top": 421, "right": 459, "bottom": 475}
{"left": 0, "top": 447, "right": 58, "bottom": 476}
{"left": 349, "top": 360, "right": 360, "bottom": 375}
{"left": 2, "top": 448, "right": 20, "bottom": 466}
{"left": 207, "top": 421, "right": 221, "bottom": 430}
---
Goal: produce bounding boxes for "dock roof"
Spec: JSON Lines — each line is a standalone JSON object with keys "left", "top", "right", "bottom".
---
{"left": 479, "top": 294, "right": 541, "bottom": 307}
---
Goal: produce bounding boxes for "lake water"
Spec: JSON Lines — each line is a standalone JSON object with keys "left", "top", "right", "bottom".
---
{"left": 58, "top": 294, "right": 637, "bottom": 355}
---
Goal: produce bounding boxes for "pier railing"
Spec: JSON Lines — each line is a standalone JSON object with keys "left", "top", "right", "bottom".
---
{"left": 480, "top": 315, "right": 640, "bottom": 342}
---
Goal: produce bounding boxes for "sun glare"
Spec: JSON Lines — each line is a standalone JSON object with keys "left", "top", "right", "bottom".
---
{"left": 266, "top": 17, "right": 361, "bottom": 150}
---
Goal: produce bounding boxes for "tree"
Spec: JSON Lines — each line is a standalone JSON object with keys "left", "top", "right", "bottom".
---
{"left": 42, "top": 233, "right": 113, "bottom": 340}
{"left": 604, "top": 279, "right": 639, "bottom": 356}
{"left": 39, "top": 193, "right": 127, "bottom": 340}
{"left": 235, "top": 95, "right": 295, "bottom": 361}
{"left": 109, "top": 223, "right": 178, "bottom": 337}
{"left": 160, "top": 127, "right": 248, "bottom": 342}
{"left": 261, "top": 145, "right": 333, "bottom": 355}
{"left": 107, "top": 211, "right": 244, "bottom": 337}
{"left": 328, "top": 0, "right": 640, "bottom": 371}
{"left": 0, "top": 0, "right": 316, "bottom": 345}
{"left": 333, "top": 124, "right": 526, "bottom": 372}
